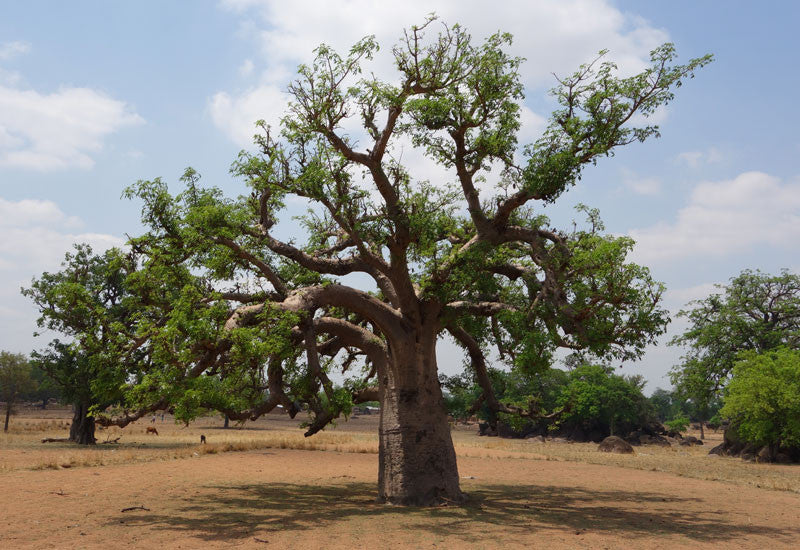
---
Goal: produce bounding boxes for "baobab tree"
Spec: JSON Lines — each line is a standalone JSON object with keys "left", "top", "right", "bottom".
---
{"left": 93, "top": 20, "right": 708, "bottom": 505}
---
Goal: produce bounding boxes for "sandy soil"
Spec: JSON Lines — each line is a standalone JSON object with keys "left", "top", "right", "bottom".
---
{"left": 2, "top": 444, "right": 799, "bottom": 549}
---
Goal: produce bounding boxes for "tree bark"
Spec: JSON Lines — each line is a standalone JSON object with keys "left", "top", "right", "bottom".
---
{"left": 377, "top": 325, "right": 464, "bottom": 506}
{"left": 3, "top": 402, "right": 10, "bottom": 432}
{"left": 69, "top": 402, "right": 96, "bottom": 445}
{"left": 223, "top": 415, "right": 230, "bottom": 429}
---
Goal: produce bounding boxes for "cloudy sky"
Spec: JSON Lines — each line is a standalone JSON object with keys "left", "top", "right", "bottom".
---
{"left": 1, "top": 1, "right": 798, "bottom": 393}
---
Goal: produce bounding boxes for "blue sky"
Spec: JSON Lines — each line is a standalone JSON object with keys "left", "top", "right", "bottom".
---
{"left": 1, "top": 1, "right": 798, "bottom": 393}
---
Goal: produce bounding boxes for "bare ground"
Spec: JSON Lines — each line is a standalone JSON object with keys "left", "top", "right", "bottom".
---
{"left": 2, "top": 443, "right": 800, "bottom": 548}
{"left": 2, "top": 409, "right": 799, "bottom": 548}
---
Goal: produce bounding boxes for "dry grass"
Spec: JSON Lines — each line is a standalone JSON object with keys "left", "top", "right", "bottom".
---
{"left": 2, "top": 408, "right": 798, "bottom": 494}
{"left": 450, "top": 429, "right": 800, "bottom": 493}
{"left": 0, "top": 409, "right": 379, "bottom": 473}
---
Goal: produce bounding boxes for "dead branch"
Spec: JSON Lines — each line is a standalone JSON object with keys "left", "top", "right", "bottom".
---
{"left": 121, "top": 506, "right": 150, "bottom": 512}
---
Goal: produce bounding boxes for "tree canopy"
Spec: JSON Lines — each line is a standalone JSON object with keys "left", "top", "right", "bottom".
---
{"left": 25, "top": 19, "right": 709, "bottom": 504}
{"left": 22, "top": 245, "right": 143, "bottom": 443}
{"left": 670, "top": 269, "right": 800, "bottom": 430}
{"left": 720, "top": 347, "right": 800, "bottom": 449}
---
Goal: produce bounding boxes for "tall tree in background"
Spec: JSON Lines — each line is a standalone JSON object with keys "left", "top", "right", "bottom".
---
{"left": 27, "top": 363, "right": 62, "bottom": 409}
{"left": 671, "top": 269, "right": 800, "bottom": 438}
{"left": 0, "top": 351, "right": 36, "bottom": 432}
{"left": 72, "top": 20, "right": 706, "bottom": 504}
{"left": 23, "top": 245, "right": 137, "bottom": 444}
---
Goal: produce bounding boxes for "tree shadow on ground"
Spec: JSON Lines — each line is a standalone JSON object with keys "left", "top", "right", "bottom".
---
{"left": 108, "top": 481, "right": 800, "bottom": 545}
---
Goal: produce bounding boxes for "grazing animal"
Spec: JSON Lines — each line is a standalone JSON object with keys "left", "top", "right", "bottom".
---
{"left": 146, "top": 426, "right": 159, "bottom": 435}
{"left": 200, "top": 434, "right": 206, "bottom": 444}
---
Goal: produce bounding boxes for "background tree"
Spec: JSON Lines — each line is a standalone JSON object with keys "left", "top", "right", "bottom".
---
{"left": 26, "top": 245, "right": 296, "bottom": 443}
{"left": 23, "top": 245, "right": 139, "bottom": 444}
{"left": 720, "top": 348, "right": 800, "bottom": 452}
{"left": 670, "top": 269, "right": 800, "bottom": 436}
{"left": 647, "top": 386, "right": 721, "bottom": 432}
{"left": 0, "top": 351, "right": 36, "bottom": 432}
{"left": 77, "top": 20, "right": 707, "bottom": 505}
{"left": 648, "top": 388, "right": 677, "bottom": 422}
{"left": 556, "top": 364, "right": 654, "bottom": 437}
{"left": 25, "top": 363, "right": 62, "bottom": 409}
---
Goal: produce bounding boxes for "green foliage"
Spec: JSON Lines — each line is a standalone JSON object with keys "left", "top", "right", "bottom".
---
{"left": 443, "top": 363, "right": 654, "bottom": 437}
{"left": 0, "top": 351, "right": 36, "bottom": 406}
{"left": 648, "top": 388, "right": 677, "bottom": 422}
{"left": 23, "top": 245, "right": 138, "bottom": 412}
{"left": 720, "top": 348, "right": 800, "bottom": 449}
{"left": 647, "top": 387, "right": 721, "bottom": 424}
{"left": 670, "top": 269, "right": 800, "bottom": 415}
{"left": 557, "top": 364, "right": 653, "bottom": 435}
{"left": 440, "top": 372, "right": 483, "bottom": 420}
{"left": 664, "top": 415, "right": 690, "bottom": 433}
{"left": 23, "top": 363, "right": 62, "bottom": 406}
{"left": 22, "top": 19, "right": 708, "bottom": 447}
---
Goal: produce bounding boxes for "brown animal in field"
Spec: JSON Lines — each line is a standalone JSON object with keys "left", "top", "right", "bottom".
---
{"left": 146, "top": 426, "right": 159, "bottom": 435}
{"left": 200, "top": 434, "right": 206, "bottom": 444}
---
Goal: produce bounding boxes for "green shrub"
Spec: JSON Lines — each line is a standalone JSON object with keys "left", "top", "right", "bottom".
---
{"left": 720, "top": 348, "right": 800, "bottom": 448}
{"left": 557, "top": 364, "right": 653, "bottom": 436}
{"left": 664, "top": 415, "right": 690, "bottom": 433}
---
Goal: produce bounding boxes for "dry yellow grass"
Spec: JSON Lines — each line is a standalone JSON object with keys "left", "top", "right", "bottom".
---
{"left": 450, "top": 430, "right": 800, "bottom": 493}
{"left": 2, "top": 408, "right": 798, "bottom": 495}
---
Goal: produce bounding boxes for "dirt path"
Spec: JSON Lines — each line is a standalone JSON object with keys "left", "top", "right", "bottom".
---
{"left": 1, "top": 448, "right": 798, "bottom": 549}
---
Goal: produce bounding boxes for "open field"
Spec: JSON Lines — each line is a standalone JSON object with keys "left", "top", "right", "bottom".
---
{"left": 2, "top": 407, "right": 800, "bottom": 548}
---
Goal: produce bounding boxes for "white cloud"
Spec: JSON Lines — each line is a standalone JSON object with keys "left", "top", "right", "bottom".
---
{"left": 0, "top": 86, "right": 144, "bottom": 170}
{"left": 0, "top": 197, "right": 82, "bottom": 229}
{"left": 0, "top": 41, "right": 30, "bottom": 60}
{"left": 663, "top": 282, "right": 719, "bottom": 310}
{"left": 621, "top": 169, "right": 661, "bottom": 195}
{"left": 0, "top": 198, "right": 124, "bottom": 273}
{"left": 212, "top": 0, "right": 669, "bottom": 147}
{"left": 208, "top": 84, "right": 287, "bottom": 146}
{"left": 629, "top": 171, "right": 800, "bottom": 263}
{"left": 676, "top": 146, "right": 723, "bottom": 168}
{"left": 0, "top": 42, "right": 143, "bottom": 171}
{"left": 0, "top": 197, "right": 124, "bottom": 354}
{"left": 239, "top": 59, "right": 255, "bottom": 77}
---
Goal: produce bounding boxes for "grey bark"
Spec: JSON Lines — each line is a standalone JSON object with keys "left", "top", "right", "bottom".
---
{"left": 69, "top": 402, "right": 96, "bottom": 445}
{"left": 377, "top": 322, "right": 464, "bottom": 505}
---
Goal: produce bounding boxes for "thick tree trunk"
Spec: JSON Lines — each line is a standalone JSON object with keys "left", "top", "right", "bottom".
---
{"left": 378, "top": 327, "right": 464, "bottom": 506}
{"left": 3, "top": 402, "right": 10, "bottom": 432}
{"left": 223, "top": 415, "right": 230, "bottom": 429}
{"left": 69, "top": 402, "right": 96, "bottom": 445}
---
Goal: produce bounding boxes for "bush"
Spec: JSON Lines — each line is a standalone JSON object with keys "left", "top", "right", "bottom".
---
{"left": 664, "top": 415, "right": 690, "bottom": 433}
{"left": 720, "top": 348, "right": 800, "bottom": 449}
{"left": 443, "top": 363, "right": 655, "bottom": 438}
{"left": 557, "top": 364, "right": 654, "bottom": 436}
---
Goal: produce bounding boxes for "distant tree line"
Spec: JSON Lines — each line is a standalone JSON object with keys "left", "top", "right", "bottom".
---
{"left": 442, "top": 362, "right": 660, "bottom": 441}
